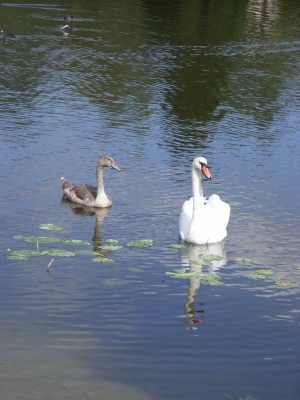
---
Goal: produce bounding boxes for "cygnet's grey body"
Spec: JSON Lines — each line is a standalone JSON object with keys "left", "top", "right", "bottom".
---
{"left": 61, "top": 155, "right": 120, "bottom": 208}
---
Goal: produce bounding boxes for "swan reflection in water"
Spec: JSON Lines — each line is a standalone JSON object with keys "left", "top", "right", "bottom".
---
{"left": 177, "top": 240, "right": 227, "bottom": 319}
{"left": 60, "top": 199, "right": 110, "bottom": 252}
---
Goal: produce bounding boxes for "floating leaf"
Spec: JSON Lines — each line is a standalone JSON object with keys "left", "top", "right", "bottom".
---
{"left": 25, "top": 236, "right": 61, "bottom": 243}
{"left": 10, "top": 250, "right": 43, "bottom": 257}
{"left": 127, "top": 239, "right": 153, "bottom": 248}
{"left": 7, "top": 255, "right": 28, "bottom": 260}
{"left": 242, "top": 258, "right": 253, "bottom": 263}
{"left": 233, "top": 256, "right": 253, "bottom": 263}
{"left": 199, "top": 254, "right": 223, "bottom": 261}
{"left": 254, "top": 269, "right": 275, "bottom": 275}
{"left": 203, "top": 280, "right": 224, "bottom": 286}
{"left": 42, "top": 249, "right": 75, "bottom": 257}
{"left": 175, "top": 268, "right": 186, "bottom": 274}
{"left": 13, "top": 235, "right": 24, "bottom": 240}
{"left": 61, "top": 239, "right": 90, "bottom": 246}
{"left": 129, "top": 267, "right": 143, "bottom": 272}
{"left": 75, "top": 250, "right": 98, "bottom": 256}
{"left": 275, "top": 280, "right": 297, "bottom": 286}
{"left": 229, "top": 201, "right": 242, "bottom": 206}
{"left": 245, "top": 273, "right": 265, "bottom": 280}
{"left": 105, "top": 239, "right": 119, "bottom": 243}
{"left": 92, "top": 257, "right": 114, "bottom": 264}
{"left": 39, "top": 223, "right": 63, "bottom": 230}
{"left": 100, "top": 245, "right": 123, "bottom": 251}
{"left": 168, "top": 244, "right": 185, "bottom": 249}
{"left": 294, "top": 266, "right": 300, "bottom": 270}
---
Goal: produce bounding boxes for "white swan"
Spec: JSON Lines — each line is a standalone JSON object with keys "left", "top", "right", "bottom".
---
{"left": 179, "top": 157, "right": 230, "bottom": 244}
{"left": 61, "top": 155, "right": 120, "bottom": 208}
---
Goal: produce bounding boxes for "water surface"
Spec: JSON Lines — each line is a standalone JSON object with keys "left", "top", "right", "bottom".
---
{"left": 0, "top": 0, "right": 299, "bottom": 399}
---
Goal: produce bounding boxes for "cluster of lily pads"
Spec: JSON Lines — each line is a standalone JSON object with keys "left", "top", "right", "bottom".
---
{"left": 165, "top": 253, "right": 224, "bottom": 286}
{"left": 232, "top": 256, "right": 299, "bottom": 287}
{"left": 165, "top": 269, "right": 224, "bottom": 286}
{"left": 7, "top": 223, "right": 156, "bottom": 264}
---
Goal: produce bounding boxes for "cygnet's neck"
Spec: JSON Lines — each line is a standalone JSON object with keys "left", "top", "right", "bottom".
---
{"left": 95, "top": 166, "right": 112, "bottom": 207}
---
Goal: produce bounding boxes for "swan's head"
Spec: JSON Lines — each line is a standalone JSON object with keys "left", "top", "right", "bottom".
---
{"left": 193, "top": 157, "right": 212, "bottom": 180}
{"left": 97, "top": 155, "right": 120, "bottom": 172}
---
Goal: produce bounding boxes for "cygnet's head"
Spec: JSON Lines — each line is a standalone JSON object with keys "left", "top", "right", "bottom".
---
{"left": 193, "top": 157, "right": 212, "bottom": 179}
{"left": 97, "top": 155, "right": 120, "bottom": 172}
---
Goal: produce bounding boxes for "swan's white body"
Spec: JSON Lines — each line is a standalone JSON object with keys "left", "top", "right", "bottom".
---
{"left": 179, "top": 157, "right": 230, "bottom": 244}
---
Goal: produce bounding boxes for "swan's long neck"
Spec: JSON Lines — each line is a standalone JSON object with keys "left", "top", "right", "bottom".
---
{"left": 187, "top": 166, "right": 205, "bottom": 242}
{"left": 96, "top": 168, "right": 105, "bottom": 199}
{"left": 192, "top": 166, "right": 204, "bottom": 212}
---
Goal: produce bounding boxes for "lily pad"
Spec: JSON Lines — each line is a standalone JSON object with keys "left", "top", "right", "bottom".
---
{"left": 175, "top": 268, "right": 186, "bottom": 274}
{"left": 75, "top": 250, "right": 98, "bottom": 255}
{"left": 254, "top": 269, "right": 275, "bottom": 275}
{"left": 92, "top": 257, "right": 114, "bottom": 264}
{"left": 127, "top": 239, "right": 153, "bottom": 248}
{"left": 229, "top": 201, "right": 242, "bottom": 206}
{"left": 61, "top": 239, "right": 90, "bottom": 246}
{"left": 294, "top": 266, "right": 300, "bottom": 270}
{"left": 24, "top": 236, "right": 61, "bottom": 243}
{"left": 168, "top": 244, "right": 185, "bottom": 249}
{"left": 7, "top": 255, "right": 28, "bottom": 260}
{"left": 233, "top": 257, "right": 253, "bottom": 263}
{"left": 192, "top": 259, "right": 213, "bottom": 266}
{"left": 275, "top": 280, "right": 297, "bottom": 286}
{"left": 105, "top": 239, "right": 119, "bottom": 243}
{"left": 42, "top": 249, "right": 75, "bottom": 257}
{"left": 39, "top": 223, "right": 63, "bottom": 230}
{"left": 10, "top": 250, "right": 43, "bottom": 257}
{"left": 245, "top": 273, "right": 266, "bottom": 280}
{"left": 13, "top": 235, "right": 24, "bottom": 240}
{"left": 100, "top": 245, "right": 123, "bottom": 251}
{"left": 199, "top": 254, "right": 223, "bottom": 261}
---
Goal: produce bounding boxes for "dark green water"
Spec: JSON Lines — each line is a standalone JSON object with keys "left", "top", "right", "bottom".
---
{"left": 1, "top": 1, "right": 299, "bottom": 399}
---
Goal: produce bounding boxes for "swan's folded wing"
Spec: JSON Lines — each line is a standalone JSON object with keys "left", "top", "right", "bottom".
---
{"left": 72, "top": 185, "right": 96, "bottom": 202}
{"left": 179, "top": 197, "right": 193, "bottom": 240}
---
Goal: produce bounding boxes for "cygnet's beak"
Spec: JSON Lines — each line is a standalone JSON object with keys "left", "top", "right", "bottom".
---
{"left": 110, "top": 161, "right": 120, "bottom": 172}
{"left": 201, "top": 164, "right": 212, "bottom": 180}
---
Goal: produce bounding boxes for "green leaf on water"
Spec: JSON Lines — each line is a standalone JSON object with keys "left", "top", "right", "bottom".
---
{"left": 254, "top": 269, "right": 275, "bottom": 275}
{"left": 233, "top": 257, "right": 253, "bottom": 263}
{"left": 175, "top": 268, "right": 186, "bottom": 274}
{"left": 42, "top": 249, "right": 75, "bottom": 257}
{"left": 39, "top": 223, "right": 63, "bottom": 230}
{"left": 92, "top": 257, "right": 114, "bottom": 264}
{"left": 294, "top": 266, "right": 300, "bottom": 270}
{"left": 245, "top": 273, "right": 266, "bottom": 280}
{"left": 100, "top": 245, "right": 123, "bottom": 251}
{"left": 75, "top": 250, "right": 99, "bottom": 256}
{"left": 127, "top": 239, "right": 153, "bottom": 248}
{"left": 104, "top": 239, "right": 119, "bottom": 243}
{"left": 61, "top": 239, "right": 90, "bottom": 246}
{"left": 24, "top": 236, "right": 61, "bottom": 243}
{"left": 10, "top": 250, "right": 43, "bottom": 257}
{"left": 13, "top": 235, "right": 24, "bottom": 240}
{"left": 129, "top": 267, "right": 143, "bottom": 272}
{"left": 275, "top": 280, "right": 297, "bottom": 286}
{"left": 168, "top": 244, "right": 185, "bottom": 249}
{"left": 199, "top": 254, "right": 223, "bottom": 261}
{"left": 7, "top": 255, "right": 28, "bottom": 260}
{"left": 228, "top": 201, "right": 242, "bottom": 206}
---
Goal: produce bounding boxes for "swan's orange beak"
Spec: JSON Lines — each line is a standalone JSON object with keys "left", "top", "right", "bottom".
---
{"left": 201, "top": 165, "right": 212, "bottom": 179}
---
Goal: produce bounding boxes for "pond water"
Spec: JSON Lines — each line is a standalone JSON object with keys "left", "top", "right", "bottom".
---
{"left": 0, "top": 0, "right": 299, "bottom": 399}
